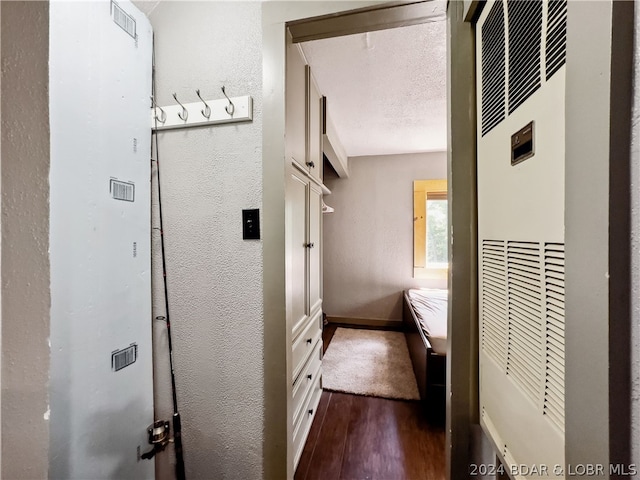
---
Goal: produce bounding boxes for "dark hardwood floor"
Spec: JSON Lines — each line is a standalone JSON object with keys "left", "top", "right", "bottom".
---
{"left": 295, "top": 324, "right": 446, "bottom": 480}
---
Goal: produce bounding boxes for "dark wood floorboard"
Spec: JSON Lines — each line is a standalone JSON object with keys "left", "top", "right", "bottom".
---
{"left": 295, "top": 326, "right": 445, "bottom": 480}
{"left": 322, "top": 323, "right": 338, "bottom": 354}
{"left": 295, "top": 391, "right": 331, "bottom": 480}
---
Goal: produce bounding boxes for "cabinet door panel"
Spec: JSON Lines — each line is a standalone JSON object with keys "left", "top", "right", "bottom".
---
{"left": 288, "top": 171, "right": 309, "bottom": 335}
{"left": 308, "top": 71, "right": 323, "bottom": 182}
{"left": 308, "top": 182, "right": 322, "bottom": 315}
{"left": 286, "top": 35, "right": 307, "bottom": 165}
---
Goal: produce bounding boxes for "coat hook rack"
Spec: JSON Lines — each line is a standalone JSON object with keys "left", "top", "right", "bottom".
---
{"left": 151, "top": 88, "right": 252, "bottom": 131}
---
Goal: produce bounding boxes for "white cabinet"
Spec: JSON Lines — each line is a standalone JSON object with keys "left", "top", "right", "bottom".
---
{"left": 287, "top": 165, "right": 324, "bottom": 471}
{"left": 285, "top": 34, "right": 326, "bottom": 473}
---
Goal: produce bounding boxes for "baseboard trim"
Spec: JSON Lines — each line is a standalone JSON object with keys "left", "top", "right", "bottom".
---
{"left": 326, "top": 316, "right": 402, "bottom": 330}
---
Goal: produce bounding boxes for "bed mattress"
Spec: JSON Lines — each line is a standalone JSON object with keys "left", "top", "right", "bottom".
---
{"left": 407, "top": 288, "right": 448, "bottom": 355}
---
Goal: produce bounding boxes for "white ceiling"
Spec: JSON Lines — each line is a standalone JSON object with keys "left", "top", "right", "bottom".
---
{"left": 301, "top": 20, "right": 447, "bottom": 158}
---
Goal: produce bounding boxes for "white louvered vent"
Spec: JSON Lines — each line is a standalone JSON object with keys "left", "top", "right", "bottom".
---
{"left": 546, "top": 0, "right": 567, "bottom": 80}
{"left": 481, "top": 0, "right": 566, "bottom": 135}
{"left": 111, "top": 0, "right": 137, "bottom": 39}
{"left": 481, "top": 1, "right": 506, "bottom": 137}
{"left": 543, "top": 243, "right": 565, "bottom": 431}
{"left": 481, "top": 240, "right": 508, "bottom": 368}
{"left": 506, "top": 241, "right": 543, "bottom": 403}
{"left": 507, "top": 0, "right": 543, "bottom": 114}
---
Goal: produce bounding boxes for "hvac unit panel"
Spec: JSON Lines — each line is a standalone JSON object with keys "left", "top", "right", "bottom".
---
{"left": 477, "top": 1, "right": 566, "bottom": 476}
{"left": 477, "top": 68, "right": 565, "bottom": 241}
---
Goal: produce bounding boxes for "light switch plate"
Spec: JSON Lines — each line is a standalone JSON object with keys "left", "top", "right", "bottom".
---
{"left": 242, "top": 209, "right": 260, "bottom": 240}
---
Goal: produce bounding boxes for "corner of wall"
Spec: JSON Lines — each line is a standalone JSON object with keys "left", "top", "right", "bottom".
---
{"left": 1, "top": 1, "right": 51, "bottom": 477}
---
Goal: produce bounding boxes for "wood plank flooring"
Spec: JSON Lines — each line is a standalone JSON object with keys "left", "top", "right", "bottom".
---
{"left": 295, "top": 324, "right": 445, "bottom": 480}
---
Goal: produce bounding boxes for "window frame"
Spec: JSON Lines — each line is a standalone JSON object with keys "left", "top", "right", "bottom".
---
{"left": 413, "top": 179, "right": 448, "bottom": 279}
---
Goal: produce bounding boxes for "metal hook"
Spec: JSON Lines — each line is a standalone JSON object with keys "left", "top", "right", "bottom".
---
{"left": 221, "top": 86, "right": 235, "bottom": 116}
{"left": 172, "top": 93, "right": 189, "bottom": 121}
{"left": 150, "top": 96, "right": 167, "bottom": 123}
{"left": 195, "top": 89, "right": 211, "bottom": 119}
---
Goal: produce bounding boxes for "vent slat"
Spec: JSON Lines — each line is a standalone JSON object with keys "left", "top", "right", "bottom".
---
{"left": 484, "top": 268, "right": 507, "bottom": 282}
{"left": 509, "top": 277, "right": 542, "bottom": 298}
{"left": 483, "top": 283, "right": 507, "bottom": 301}
{"left": 546, "top": 322, "right": 564, "bottom": 339}
{"left": 547, "top": 299, "right": 564, "bottom": 312}
{"left": 507, "top": 366, "right": 540, "bottom": 400}
{"left": 484, "top": 303, "right": 507, "bottom": 322}
{"left": 508, "top": 269, "right": 541, "bottom": 289}
{"left": 509, "top": 294, "right": 541, "bottom": 318}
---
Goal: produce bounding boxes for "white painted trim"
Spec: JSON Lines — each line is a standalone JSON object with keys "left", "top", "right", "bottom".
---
{"left": 323, "top": 109, "right": 349, "bottom": 178}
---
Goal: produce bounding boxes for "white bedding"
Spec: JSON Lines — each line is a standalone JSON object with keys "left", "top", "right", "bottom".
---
{"left": 407, "top": 288, "right": 448, "bottom": 355}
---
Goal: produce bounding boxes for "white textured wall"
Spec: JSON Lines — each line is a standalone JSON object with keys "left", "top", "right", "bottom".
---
{"left": 0, "top": 2, "right": 50, "bottom": 477}
{"left": 323, "top": 152, "right": 447, "bottom": 322}
{"left": 631, "top": 5, "right": 640, "bottom": 468}
{"left": 145, "top": 3, "right": 264, "bottom": 479}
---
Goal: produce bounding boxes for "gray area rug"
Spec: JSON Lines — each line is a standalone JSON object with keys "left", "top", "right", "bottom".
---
{"left": 322, "top": 327, "right": 420, "bottom": 401}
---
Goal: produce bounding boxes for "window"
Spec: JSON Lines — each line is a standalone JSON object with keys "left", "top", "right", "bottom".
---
{"left": 413, "top": 179, "right": 448, "bottom": 279}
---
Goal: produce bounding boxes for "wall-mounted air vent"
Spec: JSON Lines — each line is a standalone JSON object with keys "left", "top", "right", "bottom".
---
{"left": 508, "top": 0, "right": 543, "bottom": 114}
{"left": 481, "top": 240, "right": 508, "bottom": 369}
{"left": 543, "top": 243, "right": 565, "bottom": 431}
{"left": 481, "top": 1, "right": 506, "bottom": 137}
{"left": 481, "top": 239, "right": 566, "bottom": 423}
{"left": 506, "top": 241, "right": 543, "bottom": 404}
{"left": 546, "top": 0, "right": 567, "bottom": 80}
{"left": 111, "top": 0, "right": 137, "bottom": 39}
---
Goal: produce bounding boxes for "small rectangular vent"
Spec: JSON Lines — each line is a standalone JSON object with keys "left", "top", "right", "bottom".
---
{"left": 506, "top": 241, "right": 543, "bottom": 403}
{"left": 112, "top": 344, "right": 138, "bottom": 372}
{"left": 544, "top": 243, "right": 565, "bottom": 431}
{"left": 110, "top": 179, "right": 135, "bottom": 202}
{"left": 481, "top": 1, "right": 506, "bottom": 137}
{"left": 507, "top": 0, "right": 543, "bottom": 114}
{"left": 481, "top": 240, "right": 508, "bottom": 369}
{"left": 546, "top": 0, "right": 567, "bottom": 80}
{"left": 111, "top": 0, "right": 137, "bottom": 39}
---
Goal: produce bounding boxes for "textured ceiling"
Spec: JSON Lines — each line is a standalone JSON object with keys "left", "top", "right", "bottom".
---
{"left": 301, "top": 20, "right": 447, "bottom": 157}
